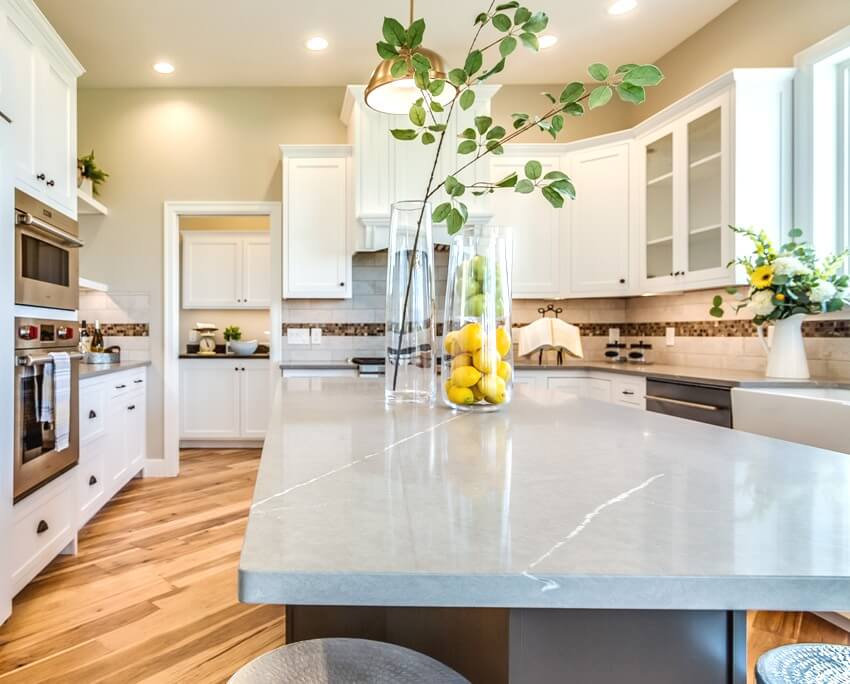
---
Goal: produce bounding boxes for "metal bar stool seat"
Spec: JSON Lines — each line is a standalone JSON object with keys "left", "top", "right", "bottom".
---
{"left": 756, "top": 643, "right": 850, "bottom": 684}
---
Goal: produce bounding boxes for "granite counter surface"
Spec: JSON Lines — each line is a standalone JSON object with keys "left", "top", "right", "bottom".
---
{"left": 79, "top": 360, "right": 151, "bottom": 380}
{"left": 239, "top": 378, "right": 850, "bottom": 611}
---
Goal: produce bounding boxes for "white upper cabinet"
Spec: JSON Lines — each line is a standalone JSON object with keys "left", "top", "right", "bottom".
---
{"left": 635, "top": 69, "right": 794, "bottom": 293}
{"left": 3, "top": 0, "right": 83, "bottom": 219}
{"left": 182, "top": 231, "right": 270, "bottom": 309}
{"left": 281, "top": 145, "right": 351, "bottom": 299}
{"left": 567, "top": 142, "right": 631, "bottom": 294}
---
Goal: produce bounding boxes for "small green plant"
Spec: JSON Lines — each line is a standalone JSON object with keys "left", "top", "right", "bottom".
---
{"left": 223, "top": 326, "right": 242, "bottom": 342}
{"left": 77, "top": 150, "right": 109, "bottom": 196}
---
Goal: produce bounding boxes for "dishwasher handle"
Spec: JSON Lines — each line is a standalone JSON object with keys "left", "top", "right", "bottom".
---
{"left": 644, "top": 395, "right": 720, "bottom": 412}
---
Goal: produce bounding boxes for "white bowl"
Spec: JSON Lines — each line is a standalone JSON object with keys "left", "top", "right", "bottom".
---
{"left": 229, "top": 340, "right": 258, "bottom": 356}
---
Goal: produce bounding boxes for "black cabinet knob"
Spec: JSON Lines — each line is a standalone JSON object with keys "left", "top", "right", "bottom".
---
{"left": 339, "top": 282, "right": 345, "bottom": 287}
{"left": 89, "top": 475, "right": 97, "bottom": 486}
{"left": 36, "top": 173, "right": 45, "bottom": 181}
{"left": 36, "top": 520, "right": 48, "bottom": 534}
{"left": 46, "top": 179, "right": 55, "bottom": 187}
{"left": 89, "top": 409, "right": 97, "bottom": 419}
{"left": 241, "top": 367, "right": 245, "bottom": 371}
{"left": 619, "top": 278, "right": 626, "bottom": 284}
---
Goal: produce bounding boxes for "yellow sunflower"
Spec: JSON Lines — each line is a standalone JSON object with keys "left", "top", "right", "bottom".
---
{"left": 750, "top": 265, "right": 774, "bottom": 289}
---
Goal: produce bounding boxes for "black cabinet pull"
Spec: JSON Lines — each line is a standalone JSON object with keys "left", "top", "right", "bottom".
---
{"left": 622, "top": 390, "right": 635, "bottom": 396}
{"left": 36, "top": 520, "right": 48, "bottom": 534}
{"left": 36, "top": 173, "right": 45, "bottom": 181}
{"left": 115, "top": 384, "right": 126, "bottom": 389}
{"left": 134, "top": 379, "right": 143, "bottom": 384}
{"left": 127, "top": 404, "right": 136, "bottom": 411}
{"left": 89, "top": 409, "right": 97, "bottom": 419}
{"left": 46, "top": 179, "right": 55, "bottom": 187}
{"left": 89, "top": 475, "right": 98, "bottom": 486}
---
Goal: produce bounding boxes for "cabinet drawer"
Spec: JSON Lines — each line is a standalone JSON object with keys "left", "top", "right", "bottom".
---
{"left": 79, "top": 380, "right": 106, "bottom": 443}
{"left": 77, "top": 441, "right": 106, "bottom": 527}
{"left": 586, "top": 378, "right": 612, "bottom": 402}
{"left": 612, "top": 377, "right": 646, "bottom": 408}
{"left": 108, "top": 372, "right": 134, "bottom": 398}
{"left": 11, "top": 474, "right": 75, "bottom": 594}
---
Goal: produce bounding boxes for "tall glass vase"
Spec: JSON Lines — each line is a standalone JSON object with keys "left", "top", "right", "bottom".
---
{"left": 385, "top": 200, "right": 436, "bottom": 404}
{"left": 442, "top": 225, "right": 513, "bottom": 412}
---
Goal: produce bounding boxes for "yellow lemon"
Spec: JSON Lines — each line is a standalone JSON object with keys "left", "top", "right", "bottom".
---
{"left": 457, "top": 322, "right": 483, "bottom": 353}
{"left": 472, "top": 346, "right": 499, "bottom": 374}
{"left": 451, "top": 353, "right": 472, "bottom": 371}
{"left": 451, "top": 365, "right": 482, "bottom": 388}
{"left": 478, "top": 375, "right": 507, "bottom": 404}
{"left": 471, "top": 384, "right": 485, "bottom": 402}
{"left": 497, "top": 360, "right": 512, "bottom": 383}
{"left": 443, "top": 331, "right": 460, "bottom": 355}
{"left": 444, "top": 379, "right": 453, "bottom": 395}
{"left": 447, "top": 385, "right": 475, "bottom": 406}
{"left": 496, "top": 327, "right": 512, "bottom": 358}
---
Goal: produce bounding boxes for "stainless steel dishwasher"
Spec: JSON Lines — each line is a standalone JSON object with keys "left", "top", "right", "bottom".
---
{"left": 645, "top": 378, "right": 733, "bottom": 428}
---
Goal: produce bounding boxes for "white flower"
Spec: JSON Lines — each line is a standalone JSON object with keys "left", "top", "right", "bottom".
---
{"left": 773, "top": 256, "right": 809, "bottom": 277}
{"left": 746, "top": 289, "right": 777, "bottom": 317}
{"left": 810, "top": 281, "right": 837, "bottom": 303}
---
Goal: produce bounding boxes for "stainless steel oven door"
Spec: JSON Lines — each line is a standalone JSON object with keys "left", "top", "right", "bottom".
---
{"left": 15, "top": 213, "right": 82, "bottom": 311}
{"left": 13, "top": 351, "right": 81, "bottom": 502}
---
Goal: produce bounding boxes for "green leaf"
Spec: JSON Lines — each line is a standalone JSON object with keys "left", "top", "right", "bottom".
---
{"left": 541, "top": 91, "right": 556, "bottom": 104}
{"left": 499, "top": 36, "right": 517, "bottom": 57}
{"left": 495, "top": 1, "right": 520, "bottom": 9}
{"left": 447, "top": 207, "right": 465, "bottom": 234}
{"left": 421, "top": 131, "right": 435, "bottom": 144}
{"left": 541, "top": 185, "right": 564, "bottom": 208}
{"left": 445, "top": 175, "right": 465, "bottom": 197}
{"left": 428, "top": 124, "right": 447, "bottom": 133}
{"left": 474, "top": 115, "right": 493, "bottom": 135}
{"left": 562, "top": 102, "right": 584, "bottom": 116}
{"left": 543, "top": 170, "right": 568, "bottom": 181}
{"left": 492, "top": 13, "right": 512, "bottom": 31}
{"left": 406, "top": 18, "right": 426, "bottom": 49}
{"left": 622, "top": 65, "right": 663, "bottom": 87}
{"left": 709, "top": 307, "right": 724, "bottom": 318}
{"left": 486, "top": 125, "right": 506, "bottom": 140}
{"left": 789, "top": 227, "right": 803, "bottom": 238}
{"left": 617, "top": 82, "right": 646, "bottom": 104}
{"left": 485, "top": 140, "right": 504, "bottom": 155}
{"left": 522, "top": 11, "right": 548, "bottom": 33}
{"left": 464, "top": 50, "right": 483, "bottom": 76}
{"left": 382, "top": 17, "right": 406, "bottom": 47}
{"left": 429, "top": 100, "right": 444, "bottom": 112}
{"left": 460, "top": 127, "right": 477, "bottom": 139}
{"left": 515, "top": 7, "right": 532, "bottom": 24}
{"left": 410, "top": 52, "right": 432, "bottom": 73}
{"left": 511, "top": 112, "right": 529, "bottom": 129}
{"left": 712, "top": 295, "right": 723, "bottom": 307}
{"left": 479, "top": 59, "right": 506, "bottom": 81}
{"left": 390, "top": 128, "right": 418, "bottom": 141}
{"left": 409, "top": 103, "right": 426, "bottom": 127}
{"left": 515, "top": 179, "right": 535, "bottom": 193}
{"left": 560, "top": 82, "right": 585, "bottom": 104}
{"left": 474, "top": 12, "right": 488, "bottom": 25}
{"left": 550, "top": 114, "right": 564, "bottom": 133}
{"left": 390, "top": 58, "right": 409, "bottom": 78}
{"left": 432, "top": 202, "right": 452, "bottom": 223}
{"left": 549, "top": 178, "right": 575, "bottom": 198}
{"left": 525, "top": 160, "right": 542, "bottom": 180}
{"left": 725, "top": 286, "right": 740, "bottom": 295}
{"left": 520, "top": 32, "right": 539, "bottom": 51}
{"left": 377, "top": 42, "right": 398, "bottom": 59}
{"left": 457, "top": 201, "right": 469, "bottom": 224}
{"left": 428, "top": 79, "right": 445, "bottom": 96}
{"left": 460, "top": 88, "right": 476, "bottom": 110}
{"left": 615, "top": 63, "right": 639, "bottom": 74}
{"left": 587, "top": 63, "right": 609, "bottom": 82}
{"left": 589, "top": 85, "right": 613, "bottom": 109}
{"left": 448, "top": 68, "right": 467, "bottom": 86}
{"left": 414, "top": 69, "right": 429, "bottom": 89}
{"left": 457, "top": 139, "right": 477, "bottom": 155}
{"left": 496, "top": 171, "right": 518, "bottom": 188}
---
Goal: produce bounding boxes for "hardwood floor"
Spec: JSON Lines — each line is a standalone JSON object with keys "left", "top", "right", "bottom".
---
{"left": 0, "top": 448, "right": 846, "bottom": 683}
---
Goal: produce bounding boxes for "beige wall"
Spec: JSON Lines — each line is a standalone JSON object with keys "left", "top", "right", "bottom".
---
{"left": 629, "top": 0, "right": 850, "bottom": 124}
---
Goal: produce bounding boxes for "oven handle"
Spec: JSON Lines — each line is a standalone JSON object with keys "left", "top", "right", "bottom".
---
{"left": 15, "top": 212, "right": 85, "bottom": 248}
{"left": 645, "top": 394, "right": 720, "bottom": 412}
{"left": 17, "top": 351, "right": 84, "bottom": 367}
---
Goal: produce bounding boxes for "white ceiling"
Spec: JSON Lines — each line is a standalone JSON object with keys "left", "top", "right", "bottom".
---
{"left": 35, "top": 0, "right": 738, "bottom": 88}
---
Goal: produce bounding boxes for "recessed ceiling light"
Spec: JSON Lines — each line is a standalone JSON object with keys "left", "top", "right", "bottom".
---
{"left": 608, "top": 0, "right": 637, "bottom": 15}
{"left": 153, "top": 62, "right": 175, "bottom": 74}
{"left": 538, "top": 34, "right": 558, "bottom": 49}
{"left": 306, "top": 37, "right": 329, "bottom": 51}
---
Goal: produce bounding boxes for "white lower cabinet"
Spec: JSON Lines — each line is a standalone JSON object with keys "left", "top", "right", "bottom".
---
{"left": 516, "top": 369, "right": 646, "bottom": 409}
{"left": 180, "top": 359, "right": 270, "bottom": 441}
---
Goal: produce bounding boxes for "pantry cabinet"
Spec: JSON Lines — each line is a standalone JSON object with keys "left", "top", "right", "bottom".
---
{"left": 281, "top": 145, "right": 351, "bottom": 298}
{"left": 182, "top": 231, "right": 270, "bottom": 309}
{"left": 3, "top": 0, "right": 83, "bottom": 219}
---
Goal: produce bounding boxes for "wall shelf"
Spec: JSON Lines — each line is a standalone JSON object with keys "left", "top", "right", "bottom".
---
{"left": 77, "top": 189, "right": 108, "bottom": 216}
{"left": 79, "top": 277, "right": 109, "bottom": 292}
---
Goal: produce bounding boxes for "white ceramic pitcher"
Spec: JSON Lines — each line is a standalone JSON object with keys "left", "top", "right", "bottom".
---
{"left": 757, "top": 313, "right": 810, "bottom": 379}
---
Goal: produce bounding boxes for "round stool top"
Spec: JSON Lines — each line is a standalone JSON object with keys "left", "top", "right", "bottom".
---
{"left": 756, "top": 643, "right": 850, "bottom": 684}
{"left": 229, "top": 638, "right": 470, "bottom": 684}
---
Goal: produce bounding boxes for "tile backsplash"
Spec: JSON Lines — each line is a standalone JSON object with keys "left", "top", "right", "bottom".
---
{"left": 78, "top": 291, "right": 152, "bottom": 362}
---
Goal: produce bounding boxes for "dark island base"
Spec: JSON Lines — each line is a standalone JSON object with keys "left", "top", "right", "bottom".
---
{"left": 286, "top": 605, "right": 747, "bottom": 683}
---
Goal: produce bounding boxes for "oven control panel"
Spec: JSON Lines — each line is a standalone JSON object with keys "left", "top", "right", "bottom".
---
{"left": 15, "top": 318, "right": 79, "bottom": 351}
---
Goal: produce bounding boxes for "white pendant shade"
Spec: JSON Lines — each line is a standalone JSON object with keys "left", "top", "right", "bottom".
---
{"left": 364, "top": 77, "right": 456, "bottom": 115}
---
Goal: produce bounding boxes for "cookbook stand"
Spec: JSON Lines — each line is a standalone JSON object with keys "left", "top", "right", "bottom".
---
{"left": 537, "top": 304, "right": 564, "bottom": 366}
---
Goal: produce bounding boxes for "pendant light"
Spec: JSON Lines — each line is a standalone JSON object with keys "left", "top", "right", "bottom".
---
{"left": 365, "top": 0, "right": 457, "bottom": 114}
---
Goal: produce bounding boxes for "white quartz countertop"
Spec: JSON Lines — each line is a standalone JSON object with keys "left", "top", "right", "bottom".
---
{"left": 239, "top": 378, "right": 850, "bottom": 611}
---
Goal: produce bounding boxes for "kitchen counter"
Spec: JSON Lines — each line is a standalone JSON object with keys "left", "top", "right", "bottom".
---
{"left": 279, "top": 361, "right": 356, "bottom": 370}
{"left": 180, "top": 353, "right": 270, "bottom": 359}
{"left": 79, "top": 360, "right": 151, "bottom": 379}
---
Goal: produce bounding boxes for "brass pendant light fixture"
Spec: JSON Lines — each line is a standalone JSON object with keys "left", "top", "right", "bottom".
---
{"left": 365, "top": 0, "right": 457, "bottom": 114}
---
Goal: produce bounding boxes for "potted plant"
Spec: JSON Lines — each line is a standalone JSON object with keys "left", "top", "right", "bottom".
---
{"left": 77, "top": 150, "right": 109, "bottom": 197}
{"left": 709, "top": 226, "right": 849, "bottom": 378}
{"left": 223, "top": 325, "right": 241, "bottom": 354}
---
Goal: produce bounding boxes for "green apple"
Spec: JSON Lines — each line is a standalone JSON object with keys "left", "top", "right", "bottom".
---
{"left": 465, "top": 293, "right": 485, "bottom": 317}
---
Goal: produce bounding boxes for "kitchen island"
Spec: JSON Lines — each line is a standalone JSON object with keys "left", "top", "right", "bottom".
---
{"left": 239, "top": 378, "right": 850, "bottom": 683}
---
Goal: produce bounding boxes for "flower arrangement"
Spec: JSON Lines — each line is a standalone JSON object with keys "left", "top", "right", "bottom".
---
{"left": 709, "top": 226, "right": 849, "bottom": 324}
{"left": 77, "top": 150, "right": 109, "bottom": 196}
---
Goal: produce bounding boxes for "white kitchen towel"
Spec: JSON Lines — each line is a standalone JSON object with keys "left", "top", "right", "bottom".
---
{"left": 48, "top": 352, "right": 71, "bottom": 451}
{"left": 38, "top": 359, "right": 54, "bottom": 423}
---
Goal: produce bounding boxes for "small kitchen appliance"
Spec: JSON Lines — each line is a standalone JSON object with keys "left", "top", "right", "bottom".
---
{"left": 194, "top": 324, "right": 218, "bottom": 355}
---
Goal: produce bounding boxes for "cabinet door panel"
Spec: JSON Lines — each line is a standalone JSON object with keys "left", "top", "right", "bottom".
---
{"left": 5, "top": 11, "right": 38, "bottom": 194}
{"left": 242, "top": 235, "right": 271, "bottom": 307}
{"left": 569, "top": 144, "right": 630, "bottom": 293}
{"left": 179, "top": 362, "right": 240, "bottom": 439}
{"left": 104, "top": 400, "right": 129, "bottom": 494}
{"left": 546, "top": 377, "right": 585, "bottom": 398}
{"left": 284, "top": 157, "right": 348, "bottom": 298}
{"left": 36, "top": 57, "right": 74, "bottom": 215}
{"left": 182, "top": 234, "right": 242, "bottom": 308}
{"left": 491, "top": 156, "right": 562, "bottom": 298}
{"left": 126, "top": 391, "right": 146, "bottom": 473}
{"left": 239, "top": 363, "right": 270, "bottom": 439}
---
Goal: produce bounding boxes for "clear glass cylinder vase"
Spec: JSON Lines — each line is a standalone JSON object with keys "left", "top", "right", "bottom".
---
{"left": 385, "top": 200, "right": 437, "bottom": 404}
{"left": 442, "top": 226, "right": 513, "bottom": 412}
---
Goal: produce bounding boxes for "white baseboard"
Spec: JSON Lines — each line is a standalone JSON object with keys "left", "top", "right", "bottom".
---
{"left": 816, "top": 612, "right": 850, "bottom": 632}
{"left": 179, "top": 440, "right": 264, "bottom": 449}
{"left": 144, "top": 458, "right": 178, "bottom": 478}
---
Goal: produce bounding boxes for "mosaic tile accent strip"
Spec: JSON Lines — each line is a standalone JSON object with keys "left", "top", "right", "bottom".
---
{"left": 285, "top": 319, "right": 850, "bottom": 338}
{"left": 83, "top": 323, "right": 150, "bottom": 337}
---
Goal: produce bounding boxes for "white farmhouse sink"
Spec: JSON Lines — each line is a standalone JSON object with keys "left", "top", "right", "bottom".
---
{"left": 732, "top": 386, "right": 850, "bottom": 455}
